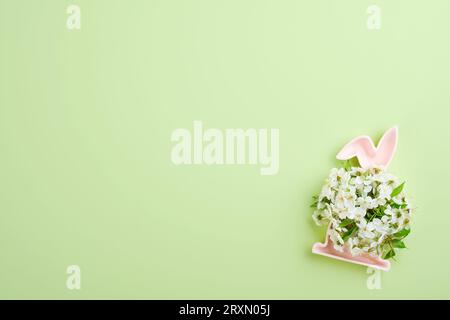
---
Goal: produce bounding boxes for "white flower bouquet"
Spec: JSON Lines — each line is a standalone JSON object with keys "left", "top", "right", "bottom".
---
{"left": 311, "top": 127, "right": 412, "bottom": 270}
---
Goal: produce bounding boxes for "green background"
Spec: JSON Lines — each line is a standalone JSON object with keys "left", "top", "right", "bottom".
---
{"left": 1, "top": 0, "right": 449, "bottom": 299}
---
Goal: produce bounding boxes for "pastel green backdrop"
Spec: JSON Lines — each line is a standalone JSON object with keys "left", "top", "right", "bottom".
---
{"left": 1, "top": 0, "right": 448, "bottom": 299}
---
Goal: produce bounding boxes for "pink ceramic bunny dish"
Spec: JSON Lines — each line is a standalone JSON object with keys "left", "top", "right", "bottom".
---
{"left": 311, "top": 127, "right": 412, "bottom": 271}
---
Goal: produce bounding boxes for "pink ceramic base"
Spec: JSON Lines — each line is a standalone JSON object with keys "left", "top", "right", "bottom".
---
{"left": 312, "top": 227, "right": 391, "bottom": 271}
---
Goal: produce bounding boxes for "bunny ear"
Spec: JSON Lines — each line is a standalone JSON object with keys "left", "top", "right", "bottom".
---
{"left": 336, "top": 127, "right": 398, "bottom": 169}
{"left": 336, "top": 136, "right": 377, "bottom": 168}
{"left": 374, "top": 126, "right": 398, "bottom": 168}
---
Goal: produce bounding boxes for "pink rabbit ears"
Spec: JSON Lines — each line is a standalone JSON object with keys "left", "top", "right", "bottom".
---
{"left": 336, "top": 127, "right": 398, "bottom": 169}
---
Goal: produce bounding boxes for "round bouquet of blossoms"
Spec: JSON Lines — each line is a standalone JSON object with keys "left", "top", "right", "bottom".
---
{"left": 311, "top": 127, "right": 413, "bottom": 270}
{"left": 312, "top": 166, "right": 412, "bottom": 260}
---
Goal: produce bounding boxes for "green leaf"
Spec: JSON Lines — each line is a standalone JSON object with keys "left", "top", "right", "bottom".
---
{"left": 391, "top": 182, "right": 405, "bottom": 198}
{"left": 342, "top": 225, "right": 358, "bottom": 241}
{"left": 375, "top": 206, "right": 386, "bottom": 216}
{"left": 383, "top": 249, "right": 396, "bottom": 260}
{"left": 339, "top": 219, "right": 354, "bottom": 228}
{"left": 310, "top": 201, "right": 318, "bottom": 208}
{"left": 391, "top": 239, "right": 406, "bottom": 249}
{"left": 393, "top": 228, "right": 410, "bottom": 239}
{"left": 391, "top": 203, "right": 407, "bottom": 209}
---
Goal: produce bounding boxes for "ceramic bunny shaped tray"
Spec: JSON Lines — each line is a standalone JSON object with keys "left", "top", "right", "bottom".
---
{"left": 312, "top": 127, "right": 409, "bottom": 271}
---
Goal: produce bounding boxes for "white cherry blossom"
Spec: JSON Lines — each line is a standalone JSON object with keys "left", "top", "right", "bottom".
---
{"left": 312, "top": 166, "right": 412, "bottom": 258}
